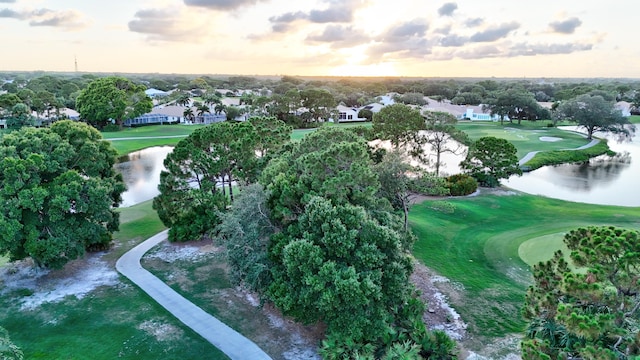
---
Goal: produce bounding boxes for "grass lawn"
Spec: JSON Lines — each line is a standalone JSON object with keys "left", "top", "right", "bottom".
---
{"left": 409, "top": 191, "right": 640, "bottom": 349}
{"left": 456, "top": 121, "right": 592, "bottom": 159}
{"left": 0, "top": 201, "right": 228, "bottom": 359}
{"left": 629, "top": 115, "right": 640, "bottom": 124}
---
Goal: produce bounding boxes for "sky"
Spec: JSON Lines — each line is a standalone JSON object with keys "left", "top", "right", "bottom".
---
{"left": 1, "top": 0, "right": 639, "bottom": 78}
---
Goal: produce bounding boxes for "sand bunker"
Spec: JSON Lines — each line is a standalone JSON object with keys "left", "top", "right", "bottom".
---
{"left": 539, "top": 136, "right": 563, "bottom": 142}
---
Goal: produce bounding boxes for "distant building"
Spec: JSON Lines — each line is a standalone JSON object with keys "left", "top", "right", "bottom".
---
{"left": 462, "top": 108, "right": 505, "bottom": 121}
{"left": 144, "top": 88, "right": 169, "bottom": 98}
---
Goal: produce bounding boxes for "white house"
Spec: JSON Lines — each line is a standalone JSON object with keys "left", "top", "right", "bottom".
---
{"left": 462, "top": 108, "right": 506, "bottom": 121}
{"left": 335, "top": 105, "right": 367, "bottom": 122}
{"left": 145, "top": 88, "right": 169, "bottom": 98}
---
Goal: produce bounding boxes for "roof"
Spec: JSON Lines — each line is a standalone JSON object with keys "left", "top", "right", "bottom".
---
{"left": 150, "top": 105, "right": 189, "bottom": 117}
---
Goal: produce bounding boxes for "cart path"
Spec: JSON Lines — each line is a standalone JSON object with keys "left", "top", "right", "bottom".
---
{"left": 116, "top": 230, "right": 272, "bottom": 360}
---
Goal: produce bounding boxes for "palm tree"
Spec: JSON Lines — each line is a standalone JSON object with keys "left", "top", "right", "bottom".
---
{"left": 183, "top": 108, "right": 195, "bottom": 123}
{"left": 214, "top": 103, "right": 226, "bottom": 115}
{"left": 175, "top": 92, "right": 191, "bottom": 107}
{"left": 196, "top": 104, "right": 210, "bottom": 117}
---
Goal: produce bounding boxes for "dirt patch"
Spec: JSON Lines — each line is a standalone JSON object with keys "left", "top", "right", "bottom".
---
{"left": 411, "top": 261, "right": 467, "bottom": 341}
{"left": 411, "top": 261, "right": 522, "bottom": 359}
{"left": 137, "top": 319, "right": 184, "bottom": 341}
{"left": 145, "top": 240, "right": 324, "bottom": 360}
{"left": 0, "top": 253, "right": 120, "bottom": 310}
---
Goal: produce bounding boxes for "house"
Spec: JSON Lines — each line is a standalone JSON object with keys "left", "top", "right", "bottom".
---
{"left": 335, "top": 105, "right": 367, "bottom": 122}
{"left": 462, "top": 108, "right": 506, "bottom": 121}
{"left": 616, "top": 101, "right": 632, "bottom": 117}
{"left": 145, "top": 88, "right": 169, "bottom": 98}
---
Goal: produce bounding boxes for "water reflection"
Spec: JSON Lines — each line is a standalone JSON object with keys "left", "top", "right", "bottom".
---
{"left": 504, "top": 129, "right": 639, "bottom": 207}
{"left": 115, "top": 146, "right": 173, "bottom": 207}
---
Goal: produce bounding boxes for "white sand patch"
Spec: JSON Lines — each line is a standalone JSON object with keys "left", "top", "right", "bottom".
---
{"left": 145, "top": 244, "right": 205, "bottom": 263}
{"left": 539, "top": 136, "right": 563, "bottom": 142}
{"left": 0, "top": 254, "right": 120, "bottom": 310}
{"left": 283, "top": 333, "right": 321, "bottom": 360}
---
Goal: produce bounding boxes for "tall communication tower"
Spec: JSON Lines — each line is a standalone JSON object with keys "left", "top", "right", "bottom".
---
{"left": 74, "top": 56, "right": 78, "bottom": 72}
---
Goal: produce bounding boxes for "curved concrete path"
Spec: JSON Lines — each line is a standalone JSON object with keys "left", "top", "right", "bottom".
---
{"left": 519, "top": 138, "right": 600, "bottom": 166}
{"left": 116, "top": 230, "right": 272, "bottom": 360}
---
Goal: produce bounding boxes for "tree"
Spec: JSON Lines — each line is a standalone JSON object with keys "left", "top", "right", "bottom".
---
{"left": 153, "top": 121, "right": 258, "bottom": 241}
{"left": 225, "top": 105, "right": 241, "bottom": 121}
{"left": 76, "top": 77, "right": 152, "bottom": 129}
{"left": 196, "top": 103, "right": 210, "bottom": 117}
{"left": 460, "top": 136, "right": 522, "bottom": 187}
{"left": 555, "top": 94, "right": 635, "bottom": 140}
{"left": 522, "top": 226, "right": 640, "bottom": 360}
{"left": 5, "top": 103, "right": 35, "bottom": 130}
{"left": 299, "top": 88, "right": 337, "bottom": 124}
{"left": 423, "top": 111, "right": 468, "bottom": 176}
{"left": 174, "top": 91, "right": 191, "bottom": 107}
{"left": 182, "top": 108, "right": 195, "bottom": 123}
{"left": 0, "top": 121, "right": 125, "bottom": 268}
{"left": 217, "top": 184, "right": 274, "bottom": 293}
{"left": 376, "top": 151, "right": 448, "bottom": 231}
{"left": 485, "top": 89, "right": 548, "bottom": 125}
{"left": 373, "top": 103, "right": 427, "bottom": 165}
{"left": 247, "top": 116, "right": 292, "bottom": 158}
{"left": 268, "top": 196, "right": 414, "bottom": 342}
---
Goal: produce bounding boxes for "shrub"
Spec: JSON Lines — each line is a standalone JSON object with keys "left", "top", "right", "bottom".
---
{"left": 446, "top": 174, "right": 478, "bottom": 196}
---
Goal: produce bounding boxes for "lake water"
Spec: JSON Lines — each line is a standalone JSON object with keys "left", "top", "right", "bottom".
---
{"left": 114, "top": 146, "right": 172, "bottom": 207}
{"left": 503, "top": 128, "right": 640, "bottom": 207}
{"left": 115, "top": 127, "right": 640, "bottom": 208}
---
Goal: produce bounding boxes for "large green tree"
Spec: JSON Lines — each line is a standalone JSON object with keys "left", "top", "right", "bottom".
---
{"left": 0, "top": 121, "right": 125, "bottom": 268}
{"left": 460, "top": 136, "right": 522, "bottom": 187}
{"left": 373, "top": 103, "right": 425, "bottom": 150}
{"left": 522, "top": 226, "right": 640, "bottom": 360}
{"left": 76, "top": 77, "right": 152, "bottom": 129}
{"left": 554, "top": 94, "right": 635, "bottom": 140}
{"left": 153, "top": 121, "right": 260, "bottom": 242}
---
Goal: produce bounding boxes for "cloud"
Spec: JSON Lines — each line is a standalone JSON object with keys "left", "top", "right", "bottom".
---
{"left": 470, "top": 21, "right": 519, "bottom": 42}
{"left": 509, "top": 42, "right": 593, "bottom": 56}
{"left": 0, "top": 0, "right": 16, "bottom": 3}
{"left": 549, "top": 17, "right": 582, "bottom": 34}
{"left": 367, "top": 19, "right": 432, "bottom": 61}
{"left": 464, "top": 17, "right": 483, "bottom": 27}
{"left": 439, "top": 34, "right": 468, "bottom": 47}
{"left": 129, "top": 7, "right": 209, "bottom": 42}
{"left": 183, "top": 0, "right": 264, "bottom": 11}
{"left": 268, "top": 0, "right": 366, "bottom": 34}
{"left": 378, "top": 18, "right": 428, "bottom": 41}
{"left": 0, "top": 8, "right": 23, "bottom": 18}
{"left": 438, "top": 2, "right": 457, "bottom": 16}
{"left": 306, "top": 25, "right": 370, "bottom": 48}
{"left": 0, "top": 7, "right": 88, "bottom": 29}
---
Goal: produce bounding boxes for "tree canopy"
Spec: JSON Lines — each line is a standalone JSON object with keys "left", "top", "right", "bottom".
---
{"left": 0, "top": 121, "right": 125, "bottom": 268}
{"left": 554, "top": 94, "right": 635, "bottom": 140}
{"left": 523, "top": 226, "right": 640, "bottom": 360}
{"left": 76, "top": 76, "right": 152, "bottom": 129}
{"left": 460, "top": 136, "right": 522, "bottom": 187}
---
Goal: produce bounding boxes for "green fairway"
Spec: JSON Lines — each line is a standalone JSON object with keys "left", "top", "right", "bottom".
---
{"left": 456, "top": 122, "right": 591, "bottom": 159}
{"left": 101, "top": 125, "right": 205, "bottom": 139}
{"left": 629, "top": 115, "right": 640, "bottom": 124}
{"left": 409, "top": 192, "right": 640, "bottom": 347}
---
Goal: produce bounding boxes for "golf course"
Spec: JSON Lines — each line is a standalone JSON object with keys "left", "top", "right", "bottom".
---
{"left": 1, "top": 119, "right": 638, "bottom": 358}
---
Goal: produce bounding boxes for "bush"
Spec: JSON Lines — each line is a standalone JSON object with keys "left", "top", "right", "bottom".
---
{"left": 446, "top": 174, "right": 478, "bottom": 196}
{"left": 102, "top": 123, "right": 121, "bottom": 132}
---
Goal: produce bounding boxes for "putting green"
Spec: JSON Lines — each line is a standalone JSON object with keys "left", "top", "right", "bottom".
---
{"left": 518, "top": 232, "right": 569, "bottom": 266}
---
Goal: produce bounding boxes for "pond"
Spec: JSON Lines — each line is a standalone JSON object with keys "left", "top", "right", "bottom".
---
{"left": 115, "top": 127, "right": 640, "bottom": 208}
{"left": 114, "top": 146, "right": 172, "bottom": 207}
{"left": 503, "top": 128, "right": 640, "bottom": 207}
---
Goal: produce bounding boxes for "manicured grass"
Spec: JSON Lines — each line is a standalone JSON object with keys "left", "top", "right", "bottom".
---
{"left": 409, "top": 192, "right": 640, "bottom": 347}
{"left": 523, "top": 140, "right": 613, "bottom": 171}
{"left": 109, "top": 137, "right": 185, "bottom": 155}
{"left": 629, "top": 115, "right": 640, "bottom": 124}
{"left": 101, "top": 125, "right": 205, "bottom": 139}
{"left": 456, "top": 122, "right": 591, "bottom": 159}
{"left": 0, "top": 200, "right": 228, "bottom": 359}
